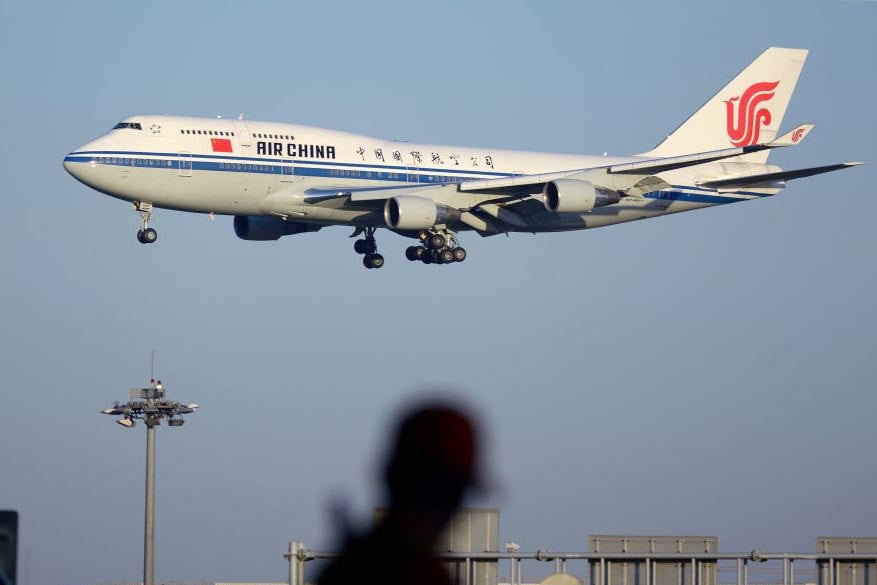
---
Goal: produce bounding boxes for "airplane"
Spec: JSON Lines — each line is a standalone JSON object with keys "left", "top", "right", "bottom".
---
{"left": 63, "top": 47, "right": 861, "bottom": 269}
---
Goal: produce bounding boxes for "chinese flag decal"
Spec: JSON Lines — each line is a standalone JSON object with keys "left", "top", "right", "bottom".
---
{"left": 211, "top": 138, "right": 233, "bottom": 152}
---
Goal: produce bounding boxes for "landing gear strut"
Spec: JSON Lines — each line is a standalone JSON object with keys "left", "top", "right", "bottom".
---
{"left": 134, "top": 202, "right": 158, "bottom": 244}
{"left": 353, "top": 226, "right": 384, "bottom": 269}
{"left": 405, "top": 228, "right": 467, "bottom": 266}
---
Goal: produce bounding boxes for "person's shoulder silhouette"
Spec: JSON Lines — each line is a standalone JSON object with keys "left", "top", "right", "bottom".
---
{"left": 319, "top": 402, "right": 480, "bottom": 585}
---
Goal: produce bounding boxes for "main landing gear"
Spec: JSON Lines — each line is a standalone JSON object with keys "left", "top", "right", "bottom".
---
{"left": 134, "top": 202, "right": 158, "bottom": 244}
{"left": 351, "top": 226, "right": 467, "bottom": 269}
{"left": 405, "top": 229, "right": 467, "bottom": 266}
{"left": 353, "top": 226, "right": 384, "bottom": 269}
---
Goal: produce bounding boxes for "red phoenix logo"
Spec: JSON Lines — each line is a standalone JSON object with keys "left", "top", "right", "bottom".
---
{"left": 791, "top": 127, "right": 805, "bottom": 143}
{"left": 725, "top": 81, "right": 780, "bottom": 147}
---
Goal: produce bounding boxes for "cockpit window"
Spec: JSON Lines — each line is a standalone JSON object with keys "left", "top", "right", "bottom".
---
{"left": 113, "top": 122, "right": 143, "bottom": 130}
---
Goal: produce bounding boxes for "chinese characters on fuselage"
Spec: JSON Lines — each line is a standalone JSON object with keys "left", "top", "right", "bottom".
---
{"left": 255, "top": 140, "right": 495, "bottom": 169}
{"left": 384, "top": 149, "right": 493, "bottom": 169}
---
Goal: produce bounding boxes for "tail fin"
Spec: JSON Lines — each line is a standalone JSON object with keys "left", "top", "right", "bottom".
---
{"left": 643, "top": 47, "right": 808, "bottom": 163}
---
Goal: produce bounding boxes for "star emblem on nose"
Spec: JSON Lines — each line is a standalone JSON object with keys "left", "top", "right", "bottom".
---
{"left": 150, "top": 124, "right": 162, "bottom": 135}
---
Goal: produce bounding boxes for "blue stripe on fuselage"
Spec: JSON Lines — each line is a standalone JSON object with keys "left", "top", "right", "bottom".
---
{"left": 63, "top": 151, "right": 772, "bottom": 203}
{"left": 65, "top": 150, "right": 507, "bottom": 177}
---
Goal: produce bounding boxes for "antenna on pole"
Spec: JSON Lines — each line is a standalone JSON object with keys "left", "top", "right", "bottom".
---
{"left": 150, "top": 350, "right": 155, "bottom": 382}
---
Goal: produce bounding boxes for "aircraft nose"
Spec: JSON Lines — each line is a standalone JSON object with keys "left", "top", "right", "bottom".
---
{"left": 62, "top": 153, "right": 76, "bottom": 176}
{"left": 63, "top": 146, "right": 92, "bottom": 182}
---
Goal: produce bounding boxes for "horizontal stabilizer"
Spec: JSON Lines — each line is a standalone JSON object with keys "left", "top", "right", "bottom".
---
{"left": 697, "top": 162, "right": 863, "bottom": 190}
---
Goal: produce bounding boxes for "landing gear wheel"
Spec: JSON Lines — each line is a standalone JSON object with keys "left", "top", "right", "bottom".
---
{"left": 363, "top": 253, "right": 384, "bottom": 269}
{"left": 354, "top": 227, "right": 384, "bottom": 268}
{"left": 414, "top": 229, "right": 468, "bottom": 266}
{"left": 134, "top": 202, "right": 156, "bottom": 245}
{"left": 354, "top": 239, "right": 376, "bottom": 255}
{"left": 351, "top": 227, "right": 384, "bottom": 268}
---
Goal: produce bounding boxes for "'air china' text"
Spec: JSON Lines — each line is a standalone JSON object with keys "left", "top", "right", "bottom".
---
{"left": 256, "top": 141, "right": 336, "bottom": 159}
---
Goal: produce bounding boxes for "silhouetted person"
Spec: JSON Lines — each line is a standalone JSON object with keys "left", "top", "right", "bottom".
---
{"left": 319, "top": 402, "right": 480, "bottom": 585}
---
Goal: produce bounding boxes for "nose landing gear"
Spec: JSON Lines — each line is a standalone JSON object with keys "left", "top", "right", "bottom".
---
{"left": 134, "top": 202, "right": 158, "bottom": 244}
{"left": 406, "top": 229, "right": 467, "bottom": 265}
{"left": 353, "top": 226, "right": 384, "bottom": 269}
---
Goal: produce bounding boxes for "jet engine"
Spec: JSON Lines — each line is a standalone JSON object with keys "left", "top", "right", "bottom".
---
{"left": 542, "top": 179, "right": 620, "bottom": 213}
{"left": 233, "top": 216, "right": 321, "bottom": 240}
{"left": 384, "top": 196, "right": 460, "bottom": 230}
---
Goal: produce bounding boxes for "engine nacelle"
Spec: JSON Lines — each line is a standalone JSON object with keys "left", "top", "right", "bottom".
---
{"left": 542, "top": 179, "right": 620, "bottom": 213}
{"left": 384, "top": 196, "right": 460, "bottom": 230}
{"left": 233, "top": 216, "right": 321, "bottom": 241}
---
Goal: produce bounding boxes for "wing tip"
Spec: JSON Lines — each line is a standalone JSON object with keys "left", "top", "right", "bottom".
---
{"left": 772, "top": 123, "right": 815, "bottom": 147}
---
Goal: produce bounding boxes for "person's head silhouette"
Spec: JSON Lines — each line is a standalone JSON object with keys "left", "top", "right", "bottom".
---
{"left": 383, "top": 403, "right": 480, "bottom": 541}
{"left": 319, "top": 400, "right": 482, "bottom": 585}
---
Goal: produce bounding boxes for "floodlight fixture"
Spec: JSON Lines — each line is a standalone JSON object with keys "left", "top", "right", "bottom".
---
{"left": 101, "top": 377, "right": 198, "bottom": 585}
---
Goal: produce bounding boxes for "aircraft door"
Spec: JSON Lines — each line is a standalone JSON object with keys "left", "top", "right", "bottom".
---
{"left": 119, "top": 155, "right": 133, "bottom": 179}
{"left": 178, "top": 152, "right": 193, "bottom": 177}
{"left": 651, "top": 189, "right": 672, "bottom": 208}
{"left": 281, "top": 158, "right": 295, "bottom": 182}
{"left": 407, "top": 162, "right": 420, "bottom": 184}
{"left": 233, "top": 120, "right": 252, "bottom": 148}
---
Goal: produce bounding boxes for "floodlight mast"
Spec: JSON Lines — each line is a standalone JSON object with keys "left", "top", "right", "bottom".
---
{"left": 101, "top": 378, "right": 198, "bottom": 585}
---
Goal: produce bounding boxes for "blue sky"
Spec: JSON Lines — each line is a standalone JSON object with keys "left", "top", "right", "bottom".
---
{"left": 1, "top": 1, "right": 876, "bottom": 584}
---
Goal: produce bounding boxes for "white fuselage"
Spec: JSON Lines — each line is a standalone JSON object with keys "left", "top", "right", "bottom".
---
{"left": 63, "top": 115, "right": 777, "bottom": 235}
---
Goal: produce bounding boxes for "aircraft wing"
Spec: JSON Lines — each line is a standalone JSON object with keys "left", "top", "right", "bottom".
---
{"left": 306, "top": 184, "right": 436, "bottom": 204}
{"left": 458, "top": 124, "right": 815, "bottom": 195}
{"left": 291, "top": 124, "right": 835, "bottom": 234}
{"left": 329, "top": 123, "right": 816, "bottom": 207}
